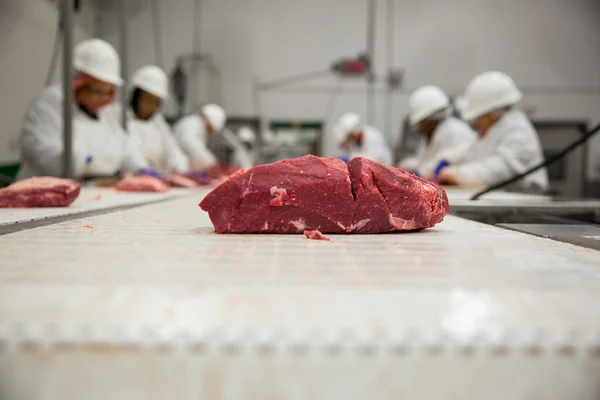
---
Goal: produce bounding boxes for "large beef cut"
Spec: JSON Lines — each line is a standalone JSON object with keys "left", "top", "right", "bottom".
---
{"left": 199, "top": 155, "right": 449, "bottom": 234}
{"left": 0, "top": 177, "right": 81, "bottom": 208}
{"left": 115, "top": 176, "right": 170, "bottom": 193}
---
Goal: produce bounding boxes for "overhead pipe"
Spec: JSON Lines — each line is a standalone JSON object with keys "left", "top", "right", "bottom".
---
{"left": 62, "top": 0, "right": 74, "bottom": 178}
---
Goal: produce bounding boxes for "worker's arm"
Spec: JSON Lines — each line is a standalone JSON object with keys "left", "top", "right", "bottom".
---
{"left": 174, "top": 117, "right": 218, "bottom": 170}
{"left": 110, "top": 116, "right": 149, "bottom": 173}
{"left": 20, "top": 89, "right": 88, "bottom": 177}
{"left": 443, "top": 128, "right": 527, "bottom": 186}
{"left": 156, "top": 115, "right": 190, "bottom": 173}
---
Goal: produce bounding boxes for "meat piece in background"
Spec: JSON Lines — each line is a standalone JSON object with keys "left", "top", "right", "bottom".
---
{"left": 182, "top": 172, "right": 211, "bottom": 186}
{"left": 159, "top": 174, "right": 198, "bottom": 188}
{"left": 115, "top": 176, "right": 170, "bottom": 193}
{"left": 0, "top": 177, "right": 81, "bottom": 208}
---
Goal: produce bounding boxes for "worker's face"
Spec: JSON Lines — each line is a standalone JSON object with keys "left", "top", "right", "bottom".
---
{"left": 416, "top": 119, "right": 439, "bottom": 137}
{"left": 136, "top": 91, "right": 161, "bottom": 120}
{"left": 342, "top": 131, "right": 362, "bottom": 149}
{"left": 76, "top": 80, "right": 117, "bottom": 113}
{"left": 203, "top": 119, "right": 214, "bottom": 134}
{"left": 473, "top": 113, "right": 499, "bottom": 136}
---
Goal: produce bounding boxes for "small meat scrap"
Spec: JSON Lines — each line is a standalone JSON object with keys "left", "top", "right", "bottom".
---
{"left": 115, "top": 176, "right": 170, "bottom": 193}
{"left": 0, "top": 177, "right": 81, "bottom": 208}
{"left": 304, "top": 229, "right": 330, "bottom": 241}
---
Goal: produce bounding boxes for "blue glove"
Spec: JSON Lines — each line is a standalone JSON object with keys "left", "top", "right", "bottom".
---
{"left": 434, "top": 160, "right": 449, "bottom": 179}
{"left": 338, "top": 156, "right": 350, "bottom": 163}
{"left": 85, "top": 155, "right": 93, "bottom": 164}
{"left": 137, "top": 168, "right": 163, "bottom": 178}
{"left": 188, "top": 171, "right": 209, "bottom": 179}
{"left": 409, "top": 170, "right": 420, "bottom": 177}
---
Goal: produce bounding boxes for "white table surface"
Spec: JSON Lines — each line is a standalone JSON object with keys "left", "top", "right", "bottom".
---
{"left": 0, "top": 193, "right": 598, "bottom": 399}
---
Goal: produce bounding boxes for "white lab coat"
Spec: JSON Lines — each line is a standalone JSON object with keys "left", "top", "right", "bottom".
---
{"left": 218, "top": 128, "right": 255, "bottom": 170}
{"left": 349, "top": 125, "right": 392, "bottom": 165}
{"left": 399, "top": 117, "right": 477, "bottom": 176}
{"left": 19, "top": 86, "right": 148, "bottom": 179}
{"left": 125, "top": 108, "right": 189, "bottom": 173}
{"left": 173, "top": 114, "right": 217, "bottom": 170}
{"left": 447, "top": 110, "right": 549, "bottom": 192}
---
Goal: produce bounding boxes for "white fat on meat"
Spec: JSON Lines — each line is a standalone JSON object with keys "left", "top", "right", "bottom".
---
{"left": 290, "top": 219, "right": 306, "bottom": 232}
{"left": 350, "top": 219, "right": 371, "bottom": 231}
{"left": 388, "top": 215, "right": 417, "bottom": 230}
{"left": 270, "top": 186, "right": 287, "bottom": 197}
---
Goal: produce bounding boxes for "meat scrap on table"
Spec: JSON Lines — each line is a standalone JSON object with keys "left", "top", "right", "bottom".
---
{"left": 304, "top": 229, "right": 330, "bottom": 241}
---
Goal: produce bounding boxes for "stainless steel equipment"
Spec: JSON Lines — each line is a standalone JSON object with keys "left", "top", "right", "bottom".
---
{"left": 533, "top": 120, "right": 588, "bottom": 198}
{"left": 262, "top": 120, "right": 323, "bottom": 163}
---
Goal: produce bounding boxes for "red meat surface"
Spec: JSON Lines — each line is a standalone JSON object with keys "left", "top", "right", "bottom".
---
{"left": 115, "top": 176, "right": 170, "bottom": 193}
{"left": 0, "top": 177, "right": 81, "bottom": 208}
{"left": 199, "top": 155, "right": 450, "bottom": 234}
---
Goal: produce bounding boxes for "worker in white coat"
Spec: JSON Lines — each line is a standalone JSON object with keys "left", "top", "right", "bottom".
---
{"left": 334, "top": 112, "right": 392, "bottom": 165}
{"left": 437, "top": 71, "right": 549, "bottom": 192}
{"left": 125, "top": 65, "right": 189, "bottom": 174}
{"left": 398, "top": 86, "right": 477, "bottom": 178}
{"left": 173, "top": 104, "right": 226, "bottom": 178}
{"left": 19, "top": 39, "right": 149, "bottom": 179}
{"left": 231, "top": 126, "right": 257, "bottom": 170}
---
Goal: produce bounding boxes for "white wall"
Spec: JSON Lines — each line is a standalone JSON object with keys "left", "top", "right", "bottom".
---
{"left": 0, "top": 0, "right": 97, "bottom": 163}
{"left": 100, "top": 0, "right": 600, "bottom": 176}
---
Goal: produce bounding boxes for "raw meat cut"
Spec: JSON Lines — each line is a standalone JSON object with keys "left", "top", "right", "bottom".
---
{"left": 182, "top": 172, "right": 211, "bottom": 186}
{"left": 115, "top": 176, "right": 170, "bottom": 193}
{"left": 199, "top": 155, "right": 449, "bottom": 234}
{"left": 304, "top": 229, "right": 330, "bottom": 241}
{"left": 159, "top": 174, "right": 198, "bottom": 188}
{"left": 0, "top": 177, "right": 81, "bottom": 208}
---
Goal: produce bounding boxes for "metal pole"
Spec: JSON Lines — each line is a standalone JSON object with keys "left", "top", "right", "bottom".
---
{"left": 62, "top": 0, "right": 74, "bottom": 178}
{"left": 119, "top": 1, "right": 128, "bottom": 129}
{"left": 366, "top": 0, "right": 376, "bottom": 125}
{"left": 384, "top": 0, "right": 394, "bottom": 140}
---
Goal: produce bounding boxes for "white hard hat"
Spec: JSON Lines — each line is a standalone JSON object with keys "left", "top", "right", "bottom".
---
{"left": 238, "top": 126, "right": 256, "bottom": 143}
{"left": 131, "top": 65, "right": 168, "bottom": 99}
{"left": 464, "top": 71, "right": 523, "bottom": 120}
{"left": 201, "top": 104, "right": 227, "bottom": 131}
{"left": 73, "top": 39, "right": 123, "bottom": 86}
{"left": 408, "top": 85, "right": 450, "bottom": 125}
{"left": 333, "top": 112, "right": 362, "bottom": 145}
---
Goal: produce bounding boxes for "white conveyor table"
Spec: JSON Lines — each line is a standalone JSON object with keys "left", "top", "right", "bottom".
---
{"left": 0, "top": 186, "right": 196, "bottom": 234}
{"left": 0, "top": 192, "right": 599, "bottom": 399}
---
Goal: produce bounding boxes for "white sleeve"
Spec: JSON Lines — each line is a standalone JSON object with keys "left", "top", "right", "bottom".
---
{"left": 157, "top": 115, "right": 190, "bottom": 172}
{"left": 174, "top": 117, "right": 217, "bottom": 170}
{"left": 447, "top": 128, "right": 527, "bottom": 186}
{"left": 20, "top": 89, "right": 88, "bottom": 177}
{"left": 111, "top": 116, "right": 148, "bottom": 173}
{"left": 399, "top": 139, "right": 426, "bottom": 171}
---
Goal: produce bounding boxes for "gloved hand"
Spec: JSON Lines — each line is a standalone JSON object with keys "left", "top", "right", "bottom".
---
{"left": 433, "top": 160, "right": 449, "bottom": 179}
{"left": 409, "top": 169, "right": 420, "bottom": 177}
{"left": 85, "top": 155, "right": 93, "bottom": 165}
{"left": 137, "top": 168, "right": 163, "bottom": 178}
{"left": 186, "top": 171, "right": 209, "bottom": 179}
{"left": 338, "top": 156, "right": 350, "bottom": 163}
